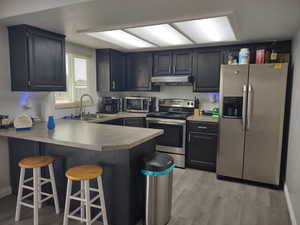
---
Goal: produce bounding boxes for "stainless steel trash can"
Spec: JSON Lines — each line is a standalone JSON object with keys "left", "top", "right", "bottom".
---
{"left": 142, "top": 152, "right": 175, "bottom": 225}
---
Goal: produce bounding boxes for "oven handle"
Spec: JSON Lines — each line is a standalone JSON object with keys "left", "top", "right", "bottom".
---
{"left": 147, "top": 121, "right": 185, "bottom": 126}
{"left": 146, "top": 118, "right": 186, "bottom": 126}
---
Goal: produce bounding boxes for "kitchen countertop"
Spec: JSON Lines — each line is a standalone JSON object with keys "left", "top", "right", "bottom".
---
{"left": 88, "top": 112, "right": 147, "bottom": 123}
{"left": 187, "top": 115, "right": 219, "bottom": 123}
{"left": 0, "top": 119, "right": 163, "bottom": 151}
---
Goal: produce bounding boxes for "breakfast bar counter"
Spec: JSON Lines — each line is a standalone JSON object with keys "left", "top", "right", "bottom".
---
{"left": 0, "top": 119, "right": 163, "bottom": 151}
{"left": 0, "top": 120, "right": 163, "bottom": 225}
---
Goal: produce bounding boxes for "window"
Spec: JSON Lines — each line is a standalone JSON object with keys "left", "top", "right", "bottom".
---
{"left": 55, "top": 53, "right": 93, "bottom": 108}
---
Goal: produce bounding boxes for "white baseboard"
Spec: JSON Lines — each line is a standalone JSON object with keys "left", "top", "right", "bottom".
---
{"left": 285, "top": 183, "right": 298, "bottom": 225}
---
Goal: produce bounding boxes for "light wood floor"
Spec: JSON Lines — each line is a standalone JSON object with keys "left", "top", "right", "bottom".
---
{"left": 0, "top": 168, "right": 291, "bottom": 225}
{"left": 169, "top": 168, "right": 291, "bottom": 225}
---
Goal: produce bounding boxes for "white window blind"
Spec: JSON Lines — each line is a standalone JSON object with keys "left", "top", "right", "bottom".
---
{"left": 55, "top": 53, "right": 93, "bottom": 108}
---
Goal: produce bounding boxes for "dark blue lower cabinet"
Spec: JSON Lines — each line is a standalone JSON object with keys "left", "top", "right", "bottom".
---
{"left": 8, "top": 137, "right": 156, "bottom": 225}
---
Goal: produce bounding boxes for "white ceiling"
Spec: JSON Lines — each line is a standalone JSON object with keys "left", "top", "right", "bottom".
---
{"left": 0, "top": 0, "right": 300, "bottom": 51}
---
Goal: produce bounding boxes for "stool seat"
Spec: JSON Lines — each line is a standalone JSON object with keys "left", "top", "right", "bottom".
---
{"left": 65, "top": 165, "right": 103, "bottom": 181}
{"left": 19, "top": 156, "right": 54, "bottom": 168}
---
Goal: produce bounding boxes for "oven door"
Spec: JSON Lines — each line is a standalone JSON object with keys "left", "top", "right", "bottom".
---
{"left": 146, "top": 118, "right": 186, "bottom": 155}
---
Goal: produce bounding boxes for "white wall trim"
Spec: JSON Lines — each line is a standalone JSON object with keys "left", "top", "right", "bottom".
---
{"left": 0, "top": 185, "right": 12, "bottom": 199}
{"left": 285, "top": 183, "right": 298, "bottom": 225}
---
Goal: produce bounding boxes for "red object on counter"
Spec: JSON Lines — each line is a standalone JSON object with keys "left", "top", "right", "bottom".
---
{"left": 256, "top": 49, "right": 265, "bottom": 64}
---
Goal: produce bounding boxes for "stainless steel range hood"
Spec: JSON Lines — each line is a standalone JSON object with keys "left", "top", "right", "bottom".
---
{"left": 151, "top": 75, "right": 193, "bottom": 86}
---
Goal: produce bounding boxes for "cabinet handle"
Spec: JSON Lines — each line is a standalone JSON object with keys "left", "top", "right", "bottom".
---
{"left": 27, "top": 80, "right": 31, "bottom": 86}
{"left": 188, "top": 133, "right": 191, "bottom": 142}
{"left": 173, "top": 65, "right": 176, "bottom": 74}
{"left": 112, "top": 80, "right": 116, "bottom": 90}
{"left": 197, "top": 126, "right": 208, "bottom": 129}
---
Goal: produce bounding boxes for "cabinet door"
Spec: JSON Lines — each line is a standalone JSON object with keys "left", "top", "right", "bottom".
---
{"left": 193, "top": 50, "right": 221, "bottom": 92}
{"left": 188, "top": 131, "right": 217, "bottom": 171}
{"left": 28, "top": 29, "right": 66, "bottom": 91}
{"left": 123, "top": 117, "right": 145, "bottom": 128}
{"left": 8, "top": 138, "right": 40, "bottom": 195}
{"left": 126, "top": 53, "right": 153, "bottom": 91}
{"left": 153, "top": 51, "right": 172, "bottom": 76}
{"left": 110, "top": 50, "right": 126, "bottom": 91}
{"left": 172, "top": 50, "right": 192, "bottom": 75}
{"left": 96, "top": 49, "right": 110, "bottom": 92}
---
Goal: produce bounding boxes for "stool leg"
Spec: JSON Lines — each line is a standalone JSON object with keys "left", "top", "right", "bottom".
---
{"left": 15, "top": 167, "right": 25, "bottom": 222}
{"left": 63, "top": 179, "right": 72, "bottom": 225}
{"left": 81, "top": 181, "right": 85, "bottom": 222}
{"left": 33, "top": 168, "right": 39, "bottom": 225}
{"left": 48, "top": 163, "right": 60, "bottom": 214}
{"left": 84, "top": 180, "right": 91, "bottom": 225}
{"left": 37, "top": 168, "right": 42, "bottom": 209}
{"left": 97, "top": 176, "right": 108, "bottom": 225}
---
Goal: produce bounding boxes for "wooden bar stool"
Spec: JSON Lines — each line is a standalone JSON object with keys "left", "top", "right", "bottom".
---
{"left": 15, "top": 156, "right": 60, "bottom": 225}
{"left": 63, "top": 165, "right": 109, "bottom": 225}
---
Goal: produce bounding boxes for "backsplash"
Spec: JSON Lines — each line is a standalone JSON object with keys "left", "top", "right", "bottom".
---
{"left": 98, "top": 85, "right": 219, "bottom": 111}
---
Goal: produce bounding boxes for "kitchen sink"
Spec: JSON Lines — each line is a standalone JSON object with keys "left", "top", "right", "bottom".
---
{"left": 73, "top": 113, "right": 108, "bottom": 121}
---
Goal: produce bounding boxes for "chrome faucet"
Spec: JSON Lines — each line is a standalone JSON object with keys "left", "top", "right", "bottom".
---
{"left": 79, "top": 94, "right": 94, "bottom": 120}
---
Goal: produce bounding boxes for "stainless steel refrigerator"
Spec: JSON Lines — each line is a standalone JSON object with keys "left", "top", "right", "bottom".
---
{"left": 217, "top": 63, "right": 288, "bottom": 185}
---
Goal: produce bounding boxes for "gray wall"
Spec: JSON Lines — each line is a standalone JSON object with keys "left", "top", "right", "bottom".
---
{"left": 286, "top": 27, "right": 300, "bottom": 224}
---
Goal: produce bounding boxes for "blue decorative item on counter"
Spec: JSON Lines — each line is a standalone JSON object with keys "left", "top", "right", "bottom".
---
{"left": 47, "top": 116, "right": 55, "bottom": 129}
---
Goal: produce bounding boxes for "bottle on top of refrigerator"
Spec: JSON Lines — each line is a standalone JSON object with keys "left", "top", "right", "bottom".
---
{"left": 239, "top": 48, "right": 250, "bottom": 64}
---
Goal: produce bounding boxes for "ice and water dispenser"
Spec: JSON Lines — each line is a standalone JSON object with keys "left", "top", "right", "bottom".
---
{"left": 222, "top": 97, "right": 243, "bottom": 118}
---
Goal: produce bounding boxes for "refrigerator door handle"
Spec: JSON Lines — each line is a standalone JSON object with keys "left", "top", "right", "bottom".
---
{"left": 247, "top": 84, "right": 253, "bottom": 130}
{"left": 242, "top": 84, "right": 247, "bottom": 130}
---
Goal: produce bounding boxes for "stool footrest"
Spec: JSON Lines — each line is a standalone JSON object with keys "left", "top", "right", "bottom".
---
{"left": 90, "top": 194, "right": 100, "bottom": 204}
{"left": 68, "top": 214, "right": 87, "bottom": 222}
{"left": 41, "top": 195, "right": 53, "bottom": 203}
{"left": 24, "top": 177, "right": 33, "bottom": 183}
{"left": 70, "top": 195, "right": 85, "bottom": 202}
{"left": 89, "top": 188, "right": 99, "bottom": 192}
{"left": 40, "top": 178, "right": 51, "bottom": 186}
{"left": 91, "top": 211, "right": 103, "bottom": 224}
{"left": 22, "top": 192, "right": 33, "bottom": 200}
{"left": 20, "top": 201, "right": 34, "bottom": 209}
{"left": 69, "top": 206, "right": 83, "bottom": 217}
{"left": 22, "top": 185, "right": 34, "bottom": 191}
{"left": 40, "top": 191, "right": 52, "bottom": 197}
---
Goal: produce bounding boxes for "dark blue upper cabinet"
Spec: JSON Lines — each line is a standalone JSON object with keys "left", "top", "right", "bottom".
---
{"left": 153, "top": 50, "right": 193, "bottom": 76}
{"left": 153, "top": 51, "right": 173, "bottom": 76}
{"left": 192, "top": 49, "right": 221, "bottom": 92}
{"left": 8, "top": 25, "right": 66, "bottom": 91}
{"left": 126, "top": 52, "right": 159, "bottom": 91}
{"left": 172, "top": 50, "right": 193, "bottom": 75}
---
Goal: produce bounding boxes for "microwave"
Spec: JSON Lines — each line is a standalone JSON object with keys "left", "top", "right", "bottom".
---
{"left": 123, "top": 97, "right": 156, "bottom": 113}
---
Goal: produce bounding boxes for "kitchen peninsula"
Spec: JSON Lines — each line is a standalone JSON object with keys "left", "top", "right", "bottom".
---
{"left": 0, "top": 120, "right": 163, "bottom": 225}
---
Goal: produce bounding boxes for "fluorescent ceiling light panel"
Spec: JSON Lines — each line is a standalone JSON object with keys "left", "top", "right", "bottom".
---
{"left": 126, "top": 24, "right": 193, "bottom": 47}
{"left": 173, "top": 16, "right": 236, "bottom": 43}
{"left": 87, "top": 30, "right": 154, "bottom": 49}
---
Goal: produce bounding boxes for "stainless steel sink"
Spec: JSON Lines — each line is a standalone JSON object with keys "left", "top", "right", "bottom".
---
{"left": 73, "top": 113, "right": 108, "bottom": 121}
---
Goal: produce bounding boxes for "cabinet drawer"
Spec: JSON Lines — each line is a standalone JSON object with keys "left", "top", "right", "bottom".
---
{"left": 188, "top": 121, "right": 218, "bottom": 133}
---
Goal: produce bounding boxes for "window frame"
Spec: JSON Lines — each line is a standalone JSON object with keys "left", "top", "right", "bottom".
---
{"left": 55, "top": 53, "right": 94, "bottom": 109}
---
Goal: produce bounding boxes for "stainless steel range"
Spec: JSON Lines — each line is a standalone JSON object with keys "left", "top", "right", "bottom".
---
{"left": 146, "top": 99, "right": 194, "bottom": 168}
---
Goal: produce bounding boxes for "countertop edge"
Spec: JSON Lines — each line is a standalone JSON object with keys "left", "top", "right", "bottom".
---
{"left": 0, "top": 122, "right": 164, "bottom": 151}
